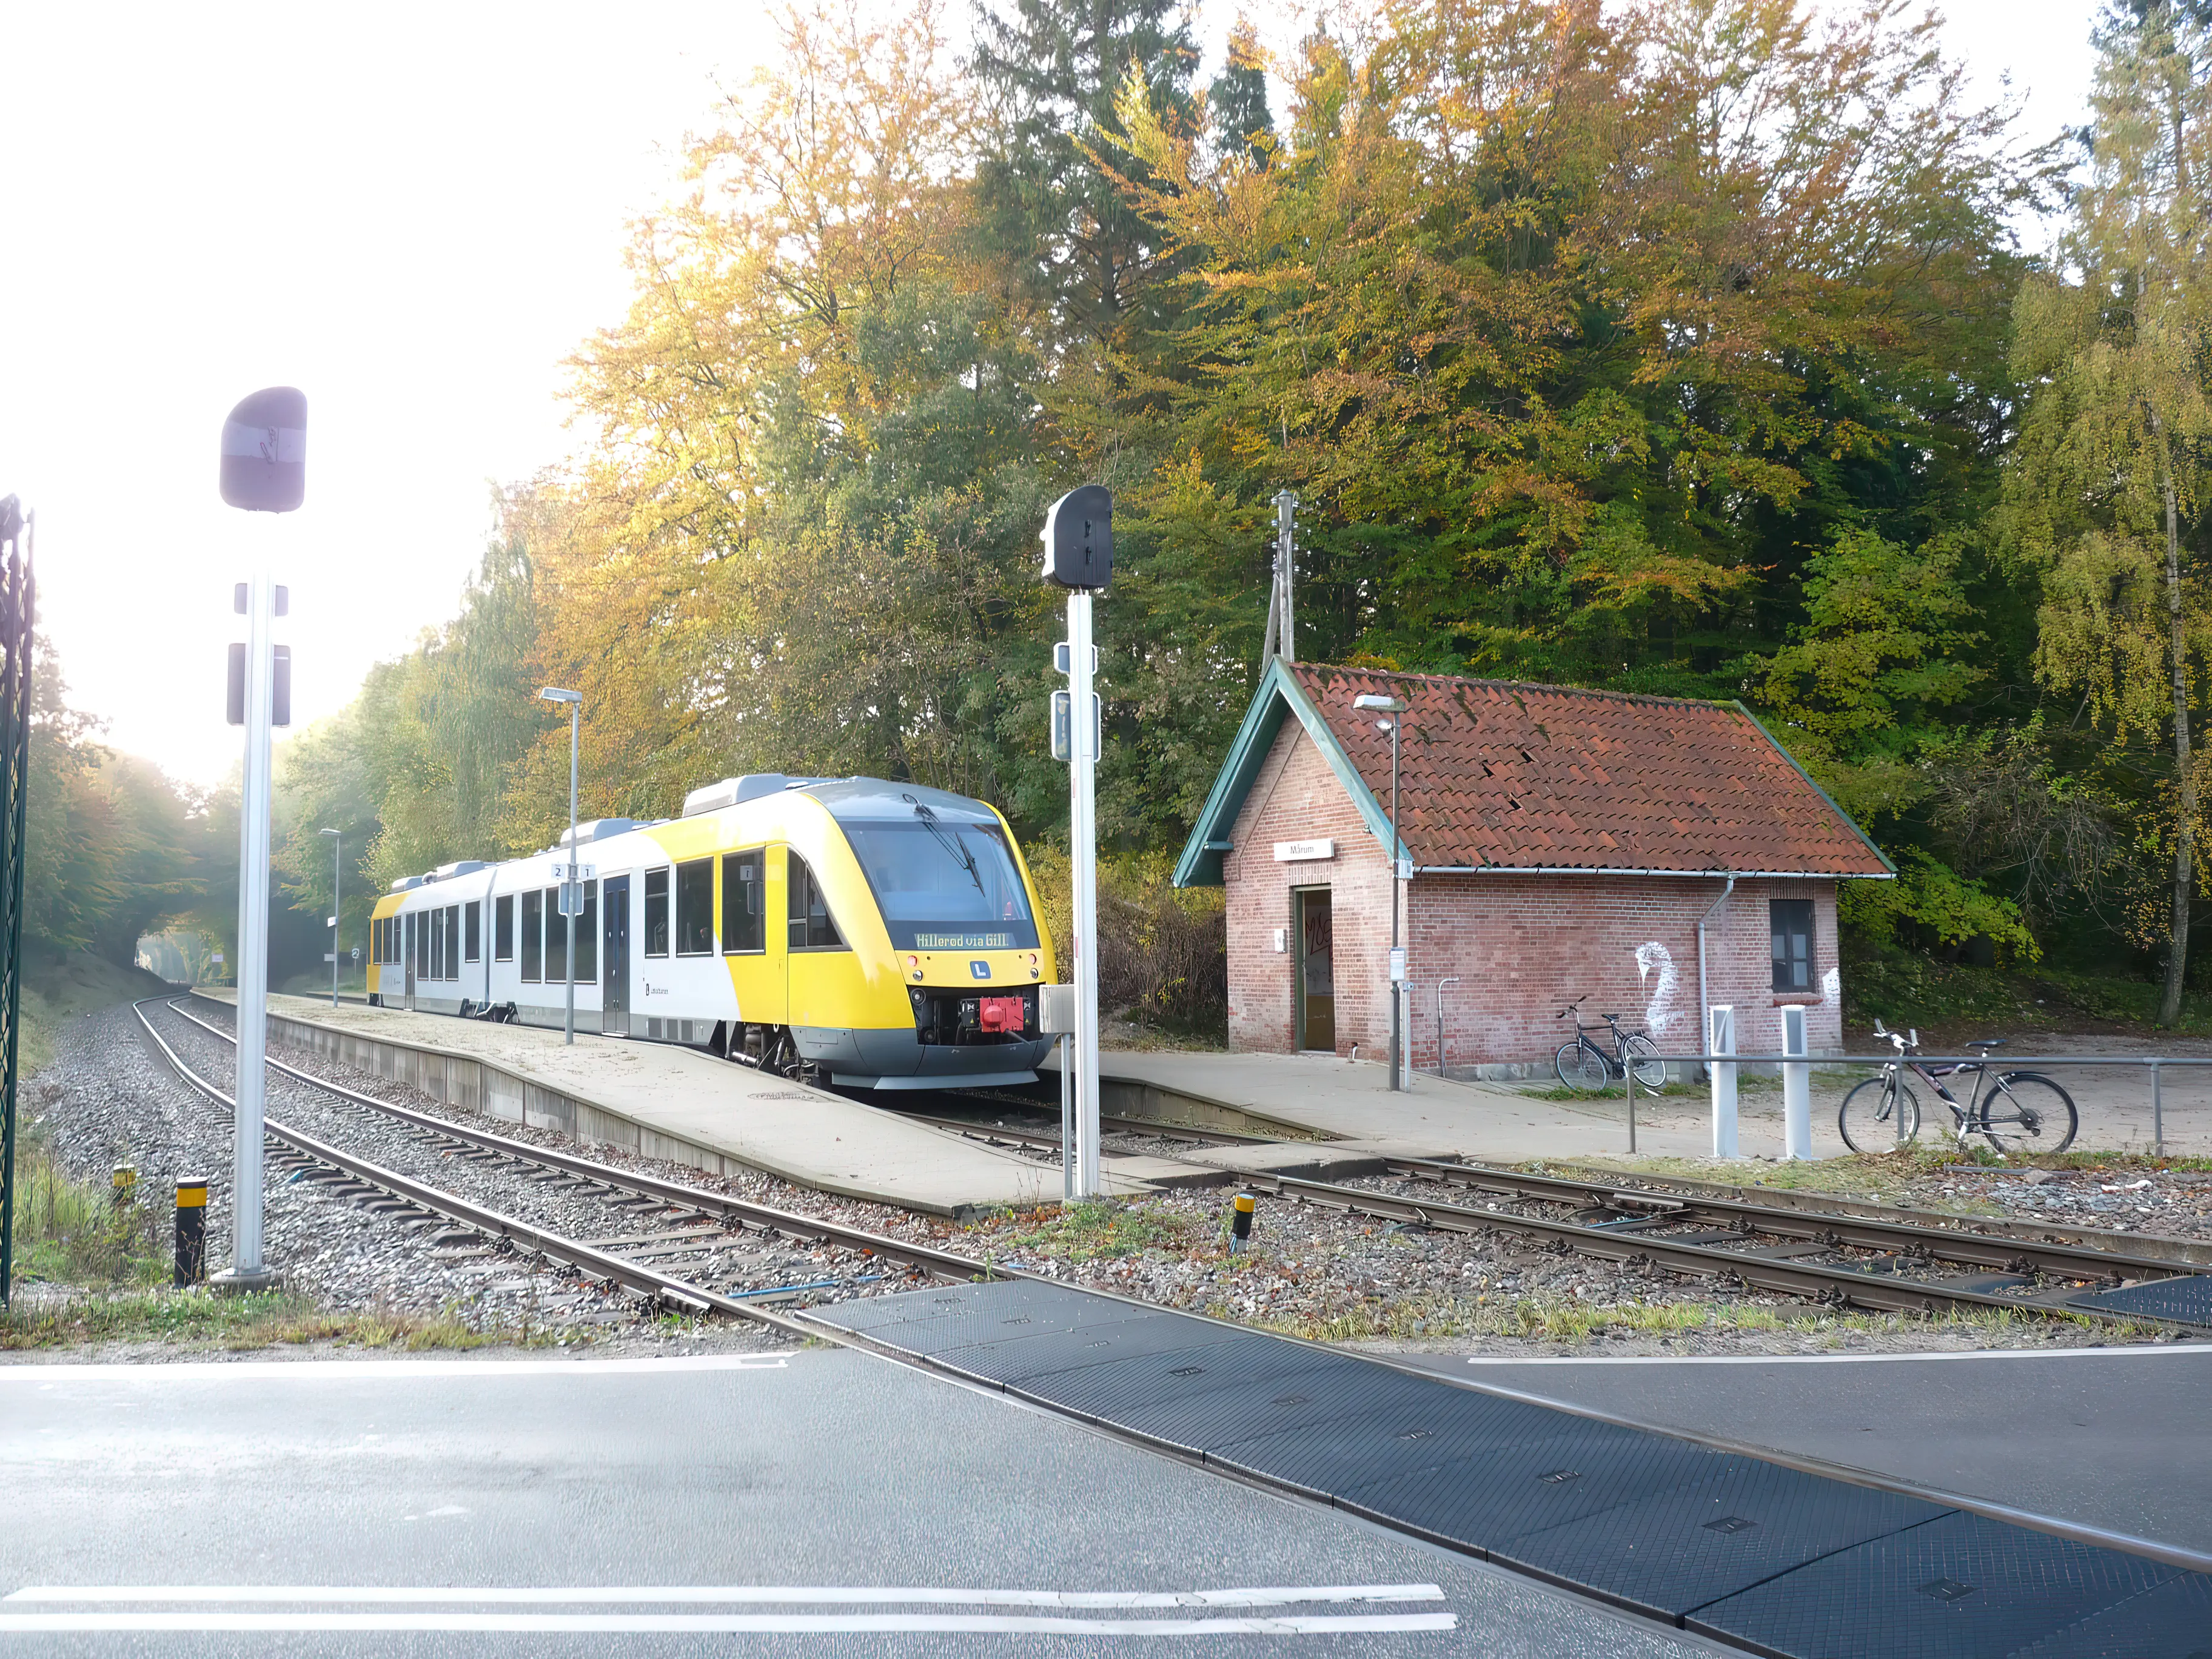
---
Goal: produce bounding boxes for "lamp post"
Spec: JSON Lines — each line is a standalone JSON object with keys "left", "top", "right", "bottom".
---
{"left": 1353, "top": 692, "right": 1410, "bottom": 1090}
{"left": 538, "top": 687, "right": 581, "bottom": 1044}
{"left": 318, "top": 828, "right": 341, "bottom": 1008}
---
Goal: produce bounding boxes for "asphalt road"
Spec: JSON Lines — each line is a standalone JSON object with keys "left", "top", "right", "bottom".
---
{"left": 1402, "top": 1343, "right": 2212, "bottom": 1557}
{"left": 0, "top": 1348, "right": 1720, "bottom": 1658}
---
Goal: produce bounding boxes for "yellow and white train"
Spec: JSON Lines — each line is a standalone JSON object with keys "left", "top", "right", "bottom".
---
{"left": 366, "top": 776, "right": 1056, "bottom": 1090}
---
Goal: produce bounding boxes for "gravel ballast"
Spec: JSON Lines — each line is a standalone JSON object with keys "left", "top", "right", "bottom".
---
{"left": 16, "top": 998, "right": 2205, "bottom": 1362}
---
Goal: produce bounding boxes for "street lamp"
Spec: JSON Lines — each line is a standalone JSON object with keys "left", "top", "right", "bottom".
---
{"left": 1353, "top": 692, "right": 1410, "bottom": 1091}
{"left": 538, "top": 687, "right": 582, "bottom": 1045}
{"left": 318, "top": 828, "right": 341, "bottom": 1009}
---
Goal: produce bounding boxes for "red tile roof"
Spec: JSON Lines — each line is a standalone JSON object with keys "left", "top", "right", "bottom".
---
{"left": 1291, "top": 665, "right": 1888, "bottom": 876}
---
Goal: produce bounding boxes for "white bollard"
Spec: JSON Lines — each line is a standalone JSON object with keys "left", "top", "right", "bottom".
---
{"left": 1710, "top": 1005, "right": 1738, "bottom": 1158}
{"left": 1781, "top": 1004, "right": 1811, "bottom": 1159}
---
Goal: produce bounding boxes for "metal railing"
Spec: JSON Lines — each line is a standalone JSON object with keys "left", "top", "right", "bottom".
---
{"left": 1565, "top": 1049, "right": 2212, "bottom": 1157}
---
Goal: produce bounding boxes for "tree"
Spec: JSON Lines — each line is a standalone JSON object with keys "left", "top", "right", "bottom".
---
{"left": 2008, "top": 0, "right": 2212, "bottom": 1022}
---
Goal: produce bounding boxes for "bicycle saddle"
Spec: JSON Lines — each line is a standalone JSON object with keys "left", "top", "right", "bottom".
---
{"left": 1965, "top": 1038, "right": 2006, "bottom": 1050}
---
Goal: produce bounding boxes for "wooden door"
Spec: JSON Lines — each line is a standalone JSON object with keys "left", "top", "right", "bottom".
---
{"left": 1296, "top": 888, "right": 1335, "bottom": 1052}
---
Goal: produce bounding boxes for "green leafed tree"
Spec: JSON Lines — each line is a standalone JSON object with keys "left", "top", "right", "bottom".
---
{"left": 2008, "top": 0, "right": 2212, "bottom": 1022}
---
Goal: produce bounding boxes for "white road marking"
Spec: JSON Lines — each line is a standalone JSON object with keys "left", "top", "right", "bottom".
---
{"left": 0, "top": 1614, "right": 1455, "bottom": 1636}
{"left": 4, "top": 1585, "right": 1443, "bottom": 1610}
{"left": 1460, "top": 1342, "right": 2208, "bottom": 1366}
{"left": 0, "top": 1354, "right": 789, "bottom": 1382}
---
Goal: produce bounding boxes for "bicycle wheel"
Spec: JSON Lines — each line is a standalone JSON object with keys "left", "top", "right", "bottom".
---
{"left": 1978, "top": 1072, "right": 2078, "bottom": 1155}
{"left": 1838, "top": 1075, "right": 1920, "bottom": 1154}
{"left": 1624, "top": 1034, "right": 1667, "bottom": 1091}
{"left": 1557, "top": 1039, "right": 1610, "bottom": 1091}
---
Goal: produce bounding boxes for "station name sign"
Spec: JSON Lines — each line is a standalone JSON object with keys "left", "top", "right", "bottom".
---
{"left": 1273, "top": 839, "right": 1335, "bottom": 863}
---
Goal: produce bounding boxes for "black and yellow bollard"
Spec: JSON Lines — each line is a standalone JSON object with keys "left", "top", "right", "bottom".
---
{"left": 110, "top": 1165, "right": 138, "bottom": 1208}
{"left": 174, "top": 1179, "right": 208, "bottom": 1286}
{"left": 1229, "top": 1191, "right": 1256, "bottom": 1253}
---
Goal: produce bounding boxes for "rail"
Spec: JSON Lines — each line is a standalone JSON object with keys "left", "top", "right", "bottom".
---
{"left": 914, "top": 1104, "right": 2212, "bottom": 1331}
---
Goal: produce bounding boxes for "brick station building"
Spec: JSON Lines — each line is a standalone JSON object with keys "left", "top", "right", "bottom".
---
{"left": 1173, "top": 663, "right": 1892, "bottom": 1072}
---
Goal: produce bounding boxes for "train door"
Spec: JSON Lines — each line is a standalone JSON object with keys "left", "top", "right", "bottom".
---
{"left": 1295, "top": 887, "right": 1334, "bottom": 1053}
{"left": 602, "top": 874, "right": 631, "bottom": 1036}
{"left": 403, "top": 911, "right": 417, "bottom": 1010}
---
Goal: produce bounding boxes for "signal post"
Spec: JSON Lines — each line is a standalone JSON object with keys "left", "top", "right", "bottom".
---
{"left": 215, "top": 387, "right": 306, "bottom": 1290}
{"left": 1042, "top": 486, "right": 1111, "bottom": 1199}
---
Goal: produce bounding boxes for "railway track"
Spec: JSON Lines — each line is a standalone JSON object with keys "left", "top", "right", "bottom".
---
{"left": 133, "top": 998, "right": 995, "bottom": 1331}
{"left": 915, "top": 1107, "right": 2212, "bottom": 1334}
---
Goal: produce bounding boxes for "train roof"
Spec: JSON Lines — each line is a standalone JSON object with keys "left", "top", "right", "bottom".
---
{"left": 799, "top": 779, "right": 1003, "bottom": 825}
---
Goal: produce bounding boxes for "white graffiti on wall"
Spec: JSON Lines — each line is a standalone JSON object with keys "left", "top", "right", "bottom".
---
{"left": 1635, "top": 942, "right": 1680, "bottom": 1037}
{"left": 1822, "top": 966, "right": 1840, "bottom": 1004}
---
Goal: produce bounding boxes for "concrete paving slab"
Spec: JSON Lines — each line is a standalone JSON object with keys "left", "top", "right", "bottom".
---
{"left": 1074, "top": 1048, "right": 1736, "bottom": 1163}
{"left": 200, "top": 991, "right": 1082, "bottom": 1216}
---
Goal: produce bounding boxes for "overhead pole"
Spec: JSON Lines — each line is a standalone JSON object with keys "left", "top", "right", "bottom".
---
{"left": 0, "top": 500, "right": 33, "bottom": 1309}
{"left": 539, "top": 688, "right": 583, "bottom": 1044}
{"left": 320, "top": 828, "right": 341, "bottom": 1007}
{"left": 216, "top": 386, "right": 306, "bottom": 1293}
{"left": 1042, "top": 486, "right": 1113, "bottom": 1199}
{"left": 1274, "top": 489, "right": 1296, "bottom": 663}
{"left": 1355, "top": 691, "right": 1410, "bottom": 1090}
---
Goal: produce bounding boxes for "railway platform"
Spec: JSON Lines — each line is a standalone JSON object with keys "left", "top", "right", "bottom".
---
{"left": 1067, "top": 1048, "right": 1748, "bottom": 1162}
{"left": 192, "top": 991, "right": 1196, "bottom": 1216}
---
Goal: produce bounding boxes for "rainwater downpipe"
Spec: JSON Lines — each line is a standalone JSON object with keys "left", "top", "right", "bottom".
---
{"left": 1696, "top": 874, "right": 1738, "bottom": 1076}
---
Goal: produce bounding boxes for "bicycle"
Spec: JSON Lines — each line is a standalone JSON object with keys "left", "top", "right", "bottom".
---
{"left": 1555, "top": 997, "right": 1667, "bottom": 1091}
{"left": 1837, "top": 1021, "right": 2078, "bottom": 1156}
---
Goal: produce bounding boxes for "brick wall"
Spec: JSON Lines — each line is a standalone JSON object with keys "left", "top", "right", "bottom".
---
{"left": 1224, "top": 719, "right": 1399, "bottom": 1054}
{"left": 1406, "top": 874, "right": 1843, "bottom": 1070}
{"left": 1221, "top": 718, "right": 1850, "bottom": 1062}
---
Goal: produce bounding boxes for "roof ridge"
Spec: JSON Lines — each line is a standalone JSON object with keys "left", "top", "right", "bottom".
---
{"left": 1289, "top": 662, "right": 1735, "bottom": 714}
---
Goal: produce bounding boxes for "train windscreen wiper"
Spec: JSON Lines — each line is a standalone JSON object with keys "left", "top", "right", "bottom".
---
{"left": 907, "top": 797, "right": 985, "bottom": 897}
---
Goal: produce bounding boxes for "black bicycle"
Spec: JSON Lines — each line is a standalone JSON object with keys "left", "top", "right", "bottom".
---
{"left": 1555, "top": 997, "right": 1667, "bottom": 1091}
{"left": 1837, "top": 1022, "right": 2078, "bottom": 1155}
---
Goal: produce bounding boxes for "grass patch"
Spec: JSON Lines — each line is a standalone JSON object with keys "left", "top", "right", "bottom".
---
{"left": 1250, "top": 1293, "right": 2163, "bottom": 1347}
{"left": 977, "top": 1199, "right": 1199, "bottom": 1263}
{"left": 7, "top": 1130, "right": 169, "bottom": 1289}
{"left": 0, "top": 1288, "right": 531, "bottom": 1352}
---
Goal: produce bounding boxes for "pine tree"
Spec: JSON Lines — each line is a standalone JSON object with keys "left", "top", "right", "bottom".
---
{"left": 968, "top": 0, "right": 1199, "bottom": 364}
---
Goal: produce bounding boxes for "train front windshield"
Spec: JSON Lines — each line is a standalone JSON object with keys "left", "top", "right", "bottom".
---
{"left": 840, "top": 819, "right": 1041, "bottom": 952}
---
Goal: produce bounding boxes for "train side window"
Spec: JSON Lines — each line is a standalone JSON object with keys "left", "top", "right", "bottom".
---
{"left": 446, "top": 905, "right": 460, "bottom": 979}
{"left": 574, "top": 882, "right": 598, "bottom": 984}
{"left": 521, "top": 890, "right": 543, "bottom": 982}
{"left": 545, "top": 887, "right": 569, "bottom": 982}
{"left": 431, "top": 909, "right": 445, "bottom": 980}
{"left": 464, "top": 902, "right": 481, "bottom": 964}
{"left": 675, "top": 858, "right": 714, "bottom": 955}
{"left": 413, "top": 912, "right": 426, "bottom": 979}
{"left": 495, "top": 894, "right": 514, "bottom": 962}
{"left": 787, "top": 853, "right": 847, "bottom": 951}
{"left": 721, "top": 850, "right": 765, "bottom": 954}
{"left": 644, "top": 868, "right": 670, "bottom": 957}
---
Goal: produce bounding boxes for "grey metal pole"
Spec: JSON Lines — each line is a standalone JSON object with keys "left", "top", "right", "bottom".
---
{"left": 1388, "top": 716, "right": 1403, "bottom": 1091}
{"left": 330, "top": 831, "right": 341, "bottom": 1008}
{"left": 226, "top": 568, "right": 275, "bottom": 1287}
{"left": 1068, "top": 589, "right": 1101, "bottom": 1196}
{"left": 566, "top": 701, "right": 578, "bottom": 1045}
{"left": 2153, "top": 1061, "right": 2163, "bottom": 1156}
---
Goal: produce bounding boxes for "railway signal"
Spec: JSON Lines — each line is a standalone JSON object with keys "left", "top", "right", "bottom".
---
{"left": 217, "top": 385, "right": 307, "bottom": 1290}
{"left": 1041, "top": 486, "right": 1110, "bottom": 1198}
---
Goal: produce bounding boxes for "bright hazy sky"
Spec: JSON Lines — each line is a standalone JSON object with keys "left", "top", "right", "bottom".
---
{"left": 0, "top": 1, "right": 2100, "bottom": 788}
